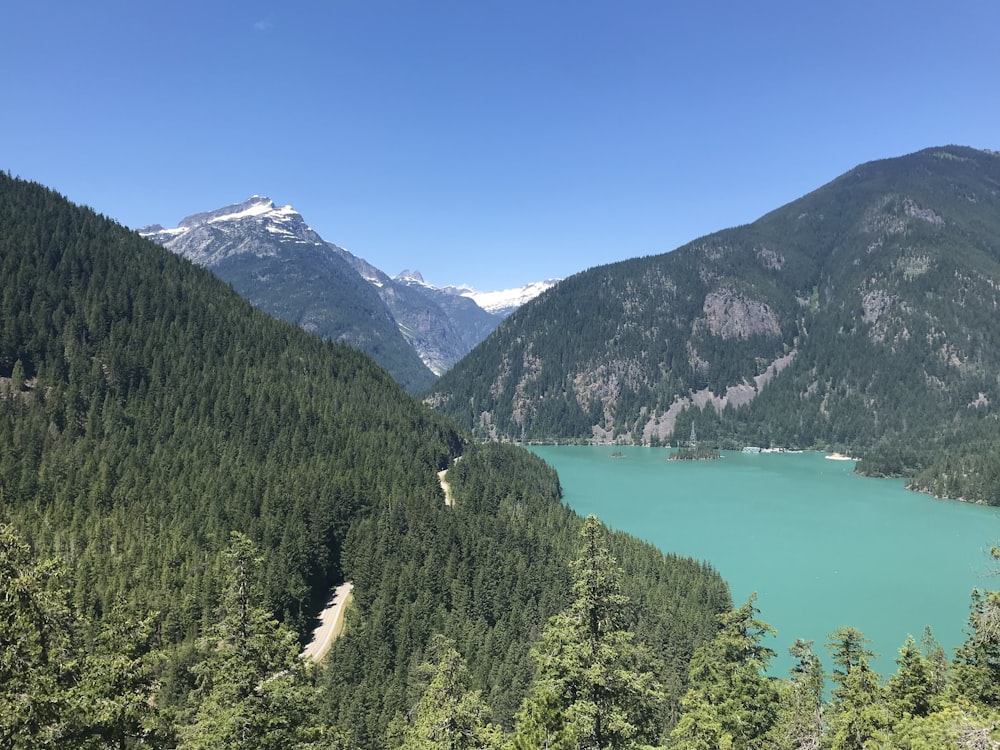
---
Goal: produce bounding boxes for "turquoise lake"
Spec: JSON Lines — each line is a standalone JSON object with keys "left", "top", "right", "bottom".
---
{"left": 528, "top": 445, "right": 1000, "bottom": 677}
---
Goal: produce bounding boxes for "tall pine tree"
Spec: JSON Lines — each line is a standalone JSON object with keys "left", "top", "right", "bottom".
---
{"left": 0, "top": 524, "right": 79, "bottom": 749}
{"left": 393, "top": 635, "right": 502, "bottom": 750}
{"left": 670, "top": 594, "right": 779, "bottom": 750}
{"left": 825, "top": 626, "right": 887, "bottom": 750}
{"left": 514, "top": 515, "right": 664, "bottom": 749}
{"left": 176, "top": 533, "right": 339, "bottom": 749}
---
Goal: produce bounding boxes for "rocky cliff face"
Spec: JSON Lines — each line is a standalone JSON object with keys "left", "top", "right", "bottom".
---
{"left": 697, "top": 289, "right": 782, "bottom": 340}
{"left": 329, "top": 264, "right": 504, "bottom": 376}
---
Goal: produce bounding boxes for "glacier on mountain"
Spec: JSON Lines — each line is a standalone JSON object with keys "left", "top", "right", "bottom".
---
{"left": 461, "top": 280, "right": 559, "bottom": 315}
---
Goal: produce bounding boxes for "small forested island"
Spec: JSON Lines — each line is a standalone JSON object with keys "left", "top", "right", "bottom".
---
{"left": 668, "top": 426, "right": 722, "bottom": 460}
{"left": 668, "top": 445, "right": 722, "bottom": 461}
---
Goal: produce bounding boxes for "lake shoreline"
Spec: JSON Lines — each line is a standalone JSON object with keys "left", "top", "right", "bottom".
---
{"left": 528, "top": 444, "right": 1000, "bottom": 679}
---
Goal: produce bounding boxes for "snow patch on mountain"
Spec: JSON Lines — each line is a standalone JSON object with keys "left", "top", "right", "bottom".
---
{"left": 149, "top": 225, "right": 189, "bottom": 237}
{"left": 393, "top": 271, "right": 558, "bottom": 316}
{"left": 393, "top": 269, "right": 559, "bottom": 316}
{"left": 205, "top": 198, "right": 299, "bottom": 224}
{"left": 461, "top": 280, "right": 560, "bottom": 314}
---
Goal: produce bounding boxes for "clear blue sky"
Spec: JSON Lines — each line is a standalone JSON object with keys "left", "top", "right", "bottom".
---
{"left": 3, "top": 1, "right": 998, "bottom": 290}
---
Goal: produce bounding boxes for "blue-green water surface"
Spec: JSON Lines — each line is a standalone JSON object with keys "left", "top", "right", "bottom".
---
{"left": 529, "top": 446, "right": 1000, "bottom": 676}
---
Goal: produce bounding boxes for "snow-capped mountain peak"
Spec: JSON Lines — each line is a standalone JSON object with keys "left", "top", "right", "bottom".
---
{"left": 140, "top": 196, "right": 325, "bottom": 267}
{"left": 175, "top": 195, "right": 294, "bottom": 227}
{"left": 394, "top": 272, "right": 559, "bottom": 316}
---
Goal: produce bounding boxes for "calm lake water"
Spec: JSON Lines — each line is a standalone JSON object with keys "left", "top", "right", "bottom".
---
{"left": 528, "top": 445, "right": 1000, "bottom": 677}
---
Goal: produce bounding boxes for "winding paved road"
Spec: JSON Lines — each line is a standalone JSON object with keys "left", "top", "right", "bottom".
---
{"left": 300, "top": 581, "right": 353, "bottom": 663}
{"left": 302, "top": 463, "right": 455, "bottom": 662}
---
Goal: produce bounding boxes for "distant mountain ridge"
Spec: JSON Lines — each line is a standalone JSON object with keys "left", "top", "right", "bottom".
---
{"left": 427, "top": 146, "right": 1000, "bottom": 503}
{"left": 141, "top": 196, "right": 436, "bottom": 392}
{"left": 395, "top": 271, "right": 560, "bottom": 316}
{"left": 141, "top": 198, "right": 555, "bottom": 385}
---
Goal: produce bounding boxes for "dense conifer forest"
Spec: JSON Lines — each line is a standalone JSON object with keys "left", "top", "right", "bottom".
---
{"left": 0, "top": 174, "right": 732, "bottom": 746}
{"left": 6, "top": 509, "right": 1000, "bottom": 748}
{"left": 321, "top": 443, "right": 730, "bottom": 745}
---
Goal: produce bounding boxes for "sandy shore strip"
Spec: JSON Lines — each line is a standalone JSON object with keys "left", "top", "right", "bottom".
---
{"left": 300, "top": 581, "right": 353, "bottom": 663}
{"left": 825, "top": 452, "right": 858, "bottom": 461}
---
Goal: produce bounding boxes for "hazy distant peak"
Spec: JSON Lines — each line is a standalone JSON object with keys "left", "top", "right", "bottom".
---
{"left": 395, "top": 269, "right": 427, "bottom": 284}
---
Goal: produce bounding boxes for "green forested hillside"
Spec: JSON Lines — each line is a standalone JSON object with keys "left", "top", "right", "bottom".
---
{"left": 210, "top": 246, "right": 439, "bottom": 394}
{"left": 321, "top": 443, "right": 730, "bottom": 745}
{"left": 0, "top": 172, "right": 462, "bottom": 636}
{"left": 0, "top": 173, "right": 732, "bottom": 747}
{"left": 428, "top": 147, "right": 1000, "bottom": 502}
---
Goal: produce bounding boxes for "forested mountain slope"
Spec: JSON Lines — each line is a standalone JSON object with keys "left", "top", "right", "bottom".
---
{"left": 428, "top": 146, "right": 1000, "bottom": 502}
{"left": 321, "top": 443, "right": 730, "bottom": 746}
{"left": 0, "top": 173, "right": 731, "bottom": 746}
{"left": 0, "top": 173, "right": 462, "bottom": 636}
